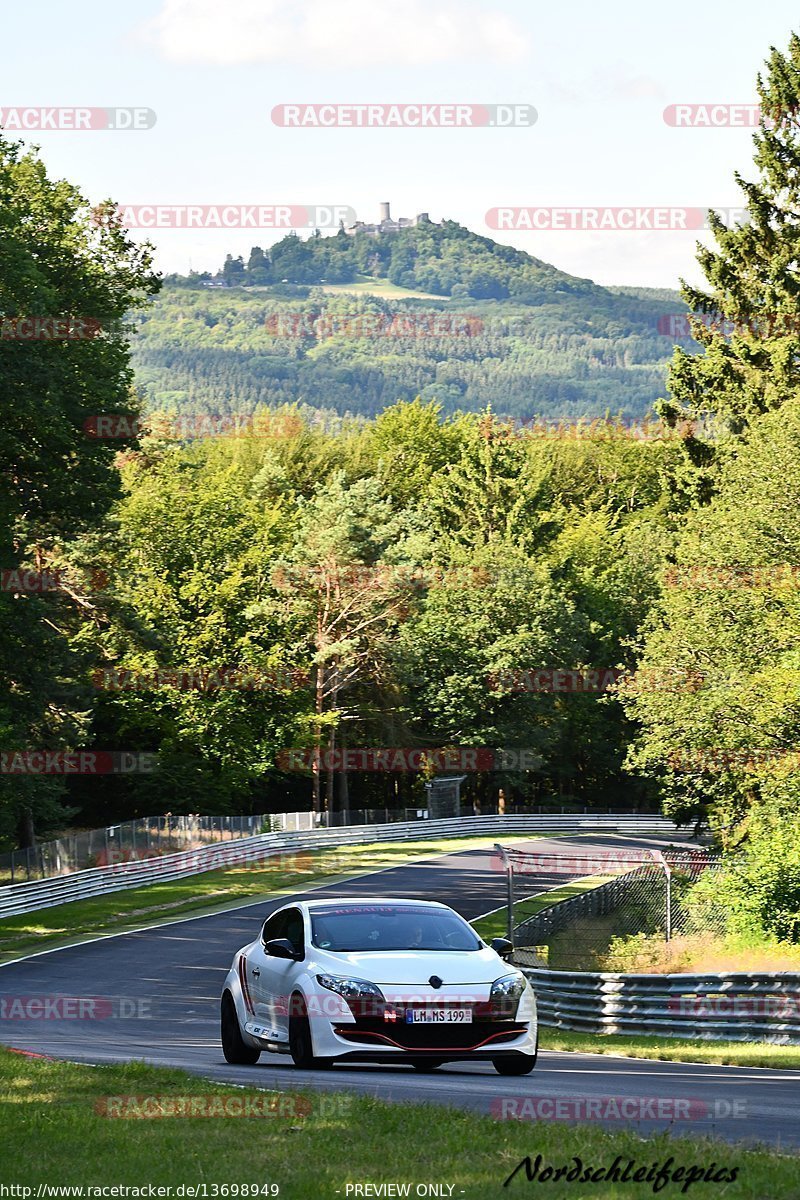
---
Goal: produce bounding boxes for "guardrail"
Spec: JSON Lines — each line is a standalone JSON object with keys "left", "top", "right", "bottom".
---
{"left": 0, "top": 813, "right": 677, "bottom": 920}
{"left": 516, "top": 961, "right": 800, "bottom": 1044}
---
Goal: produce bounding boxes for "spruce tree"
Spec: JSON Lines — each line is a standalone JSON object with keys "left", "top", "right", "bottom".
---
{"left": 659, "top": 34, "right": 800, "bottom": 445}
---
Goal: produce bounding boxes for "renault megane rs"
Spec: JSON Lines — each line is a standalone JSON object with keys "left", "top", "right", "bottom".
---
{"left": 220, "top": 897, "right": 537, "bottom": 1074}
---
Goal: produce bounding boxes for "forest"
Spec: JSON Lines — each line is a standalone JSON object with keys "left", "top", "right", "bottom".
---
{"left": 132, "top": 233, "right": 685, "bottom": 421}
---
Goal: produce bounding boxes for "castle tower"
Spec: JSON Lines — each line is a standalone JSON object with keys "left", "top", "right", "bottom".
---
{"left": 379, "top": 201, "right": 391, "bottom": 223}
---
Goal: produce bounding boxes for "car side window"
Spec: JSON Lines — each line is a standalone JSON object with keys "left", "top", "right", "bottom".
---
{"left": 261, "top": 910, "right": 288, "bottom": 945}
{"left": 283, "top": 908, "right": 305, "bottom": 958}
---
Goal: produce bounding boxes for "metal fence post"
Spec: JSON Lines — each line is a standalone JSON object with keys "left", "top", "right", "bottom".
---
{"left": 495, "top": 843, "right": 514, "bottom": 945}
{"left": 648, "top": 849, "right": 673, "bottom": 943}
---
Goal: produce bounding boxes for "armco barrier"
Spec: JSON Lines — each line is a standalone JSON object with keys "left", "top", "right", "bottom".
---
{"left": 516, "top": 961, "right": 800, "bottom": 1044}
{"left": 0, "top": 814, "right": 676, "bottom": 919}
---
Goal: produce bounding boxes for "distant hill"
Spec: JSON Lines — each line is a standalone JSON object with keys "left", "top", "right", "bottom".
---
{"left": 130, "top": 222, "right": 691, "bottom": 422}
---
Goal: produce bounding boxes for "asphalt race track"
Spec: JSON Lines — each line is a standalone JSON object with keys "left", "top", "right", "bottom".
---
{"left": 2, "top": 834, "right": 799, "bottom": 1150}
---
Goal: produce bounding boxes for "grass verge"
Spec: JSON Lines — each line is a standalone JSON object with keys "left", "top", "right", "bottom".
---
{"left": 540, "top": 1028, "right": 800, "bottom": 1071}
{"left": 472, "top": 874, "right": 613, "bottom": 943}
{"left": 0, "top": 1048, "right": 794, "bottom": 1196}
{"left": 600, "top": 930, "right": 800, "bottom": 974}
{"left": 0, "top": 834, "right": 543, "bottom": 964}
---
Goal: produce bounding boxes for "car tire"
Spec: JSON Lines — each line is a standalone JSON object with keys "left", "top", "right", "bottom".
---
{"left": 492, "top": 1048, "right": 537, "bottom": 1076}
{"left": 288, "top": 994, "right": 333, "bottom": 1070}
{"left": 221, "top": 992, "right": 261, "bottom": 1065}
{"left": 410, "top": 1058, "right": 445, "bottom": 1071}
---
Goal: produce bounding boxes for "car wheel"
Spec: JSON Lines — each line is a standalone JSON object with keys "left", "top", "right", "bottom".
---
{"left": 288, "top": 994, "right": 332, "bottom": 1069}
{"left": 492, "top": 1050, "right": 537, "bottom": 1076}
{"left": 410, "top": 1058, "right": 444, "bottom": 1071}
{"left": 221, "top": 992, "right": 261, "bottom": 1065}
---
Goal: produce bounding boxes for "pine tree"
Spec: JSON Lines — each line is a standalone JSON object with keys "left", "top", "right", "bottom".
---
{"left": 660, "top": 35, "right": 800, "bottom": 443}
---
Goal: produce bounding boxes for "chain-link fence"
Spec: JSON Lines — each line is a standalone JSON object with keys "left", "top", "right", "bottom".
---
{"left": 0, "top": 814, "right": 274, "bottom": 884}
{"left": 0, "top": 800, "right": 597, "bottom": 883}
{"left": 497, "top": 845, "right": 725, "bottom": 971}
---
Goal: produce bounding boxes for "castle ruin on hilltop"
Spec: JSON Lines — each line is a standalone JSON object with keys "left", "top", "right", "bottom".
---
{"left": 345, "top": 202, "right": 434, "bottom": 237}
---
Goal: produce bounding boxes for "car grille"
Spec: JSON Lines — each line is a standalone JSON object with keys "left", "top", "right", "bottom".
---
{"left": 333, "top": 1019, "right": 527, "bottom": 1052}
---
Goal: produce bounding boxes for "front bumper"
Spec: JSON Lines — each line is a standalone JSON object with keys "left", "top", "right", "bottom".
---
{"left": 309, "top": 983, "right": 538, "bottom": 1060}
{"left": 331, "top": 1017, "right": 530, "bottom": 1055}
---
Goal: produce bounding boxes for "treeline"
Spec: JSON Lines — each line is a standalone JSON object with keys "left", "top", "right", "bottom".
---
{"left": 4, "top": 393, "right": 691, "bottom": 836}
{"left": 166, "top": 221, "right": 608, "bottom": 299}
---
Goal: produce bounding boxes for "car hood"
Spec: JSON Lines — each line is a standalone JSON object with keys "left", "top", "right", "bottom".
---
{"left": 310, "top": 946, "right": 512, "bottom": 987}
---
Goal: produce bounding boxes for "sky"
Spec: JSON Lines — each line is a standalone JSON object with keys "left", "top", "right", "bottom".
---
{"left": 1, "top": 0, "right": 798, "bottom": 289}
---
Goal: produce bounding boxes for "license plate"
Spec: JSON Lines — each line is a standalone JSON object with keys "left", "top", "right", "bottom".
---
{"left": 406, "top": 1008, "right": 473, "bottom": 1024}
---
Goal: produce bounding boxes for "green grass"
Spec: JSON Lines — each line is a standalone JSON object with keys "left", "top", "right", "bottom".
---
{"left": 472, "top": 874, "right": 614, "bottom": 942}
{"left": 0, "top": 834, "right": 543, "bottom": 963}
{"left": 540, "top": 1029, "right": 800, "bottom": 1071}
{"left": 0, "top": 1049, "right": 794, "bottom": 1195}
{"left": 319, "top": 275, "right": 447, "bottom": 299}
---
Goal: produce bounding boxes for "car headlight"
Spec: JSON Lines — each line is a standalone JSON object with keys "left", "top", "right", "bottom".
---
{"left": 316, "top": 974, "right": 386, "bottom": 1018}
{"left": 490, "top": 973, "right": 526, "bottom": 1019}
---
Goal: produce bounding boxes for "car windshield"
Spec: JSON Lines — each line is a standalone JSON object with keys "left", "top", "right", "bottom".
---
{"left": 310, "top": 904, "right": 481, "bottom": 952}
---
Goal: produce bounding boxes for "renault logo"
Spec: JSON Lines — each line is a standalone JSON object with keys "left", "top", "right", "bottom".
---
{"left": 429, "top": 975, "right": 443, "bottom": 989}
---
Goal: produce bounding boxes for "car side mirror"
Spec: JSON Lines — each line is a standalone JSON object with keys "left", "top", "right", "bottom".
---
{"left": 490, "top": 937, "right": 514, "bottom": 961}
{"left": 264, "top": 937, "right": 302, "bottom": 961}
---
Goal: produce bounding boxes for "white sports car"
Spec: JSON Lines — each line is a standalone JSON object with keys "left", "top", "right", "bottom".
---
{"left": 220, "top": 897, "right": 537, "bottom": 1075}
